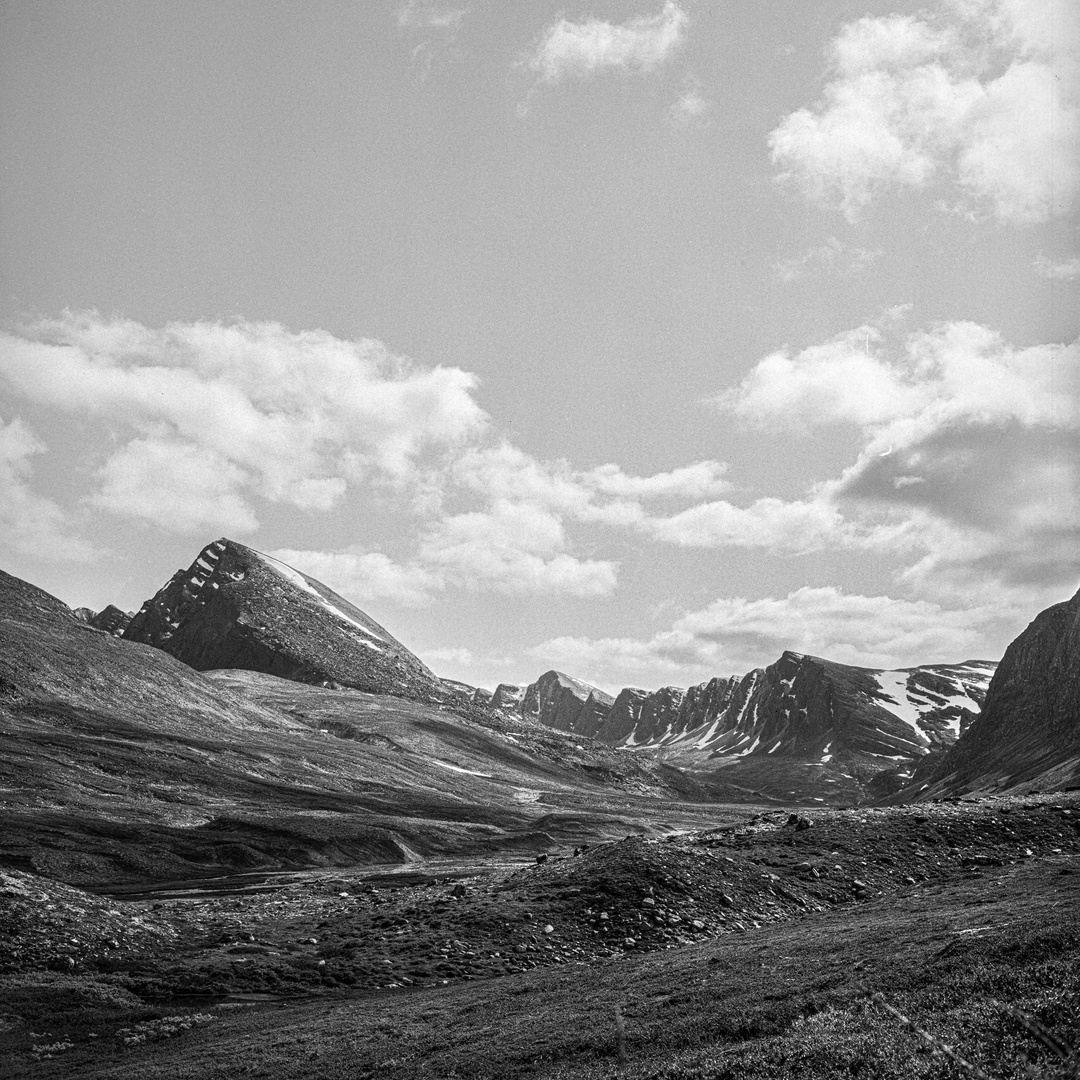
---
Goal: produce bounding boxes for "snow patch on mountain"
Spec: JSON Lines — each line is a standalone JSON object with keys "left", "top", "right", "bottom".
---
{"left": 253, "top": 550, "right": 386, "bottom": 648}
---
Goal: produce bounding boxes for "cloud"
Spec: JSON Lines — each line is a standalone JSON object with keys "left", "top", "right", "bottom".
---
{"left": 394, "top": 2, "right": 468, "bottom": 32}
{"left": 0, "top": 418, "right": 94, "bottom": 563}
{"left": 712, "top": 326, "right": 917, "bottom": 428}
{"left": 666, "top": 79, "right": 710, "bottom": 126}
{"left": 394, "top": 2, "right": 470, "bottom": 81}
{"left": 530, "top": 2, "right": 688, "bottom": 83}
{"left": 93, "top": 438, "right": 259, "bottom": 534}
{"left": 419, "top": 499, "right": 618, "bottom": 597}
{"left": 270, "top": 547, "right": 442, "bottom": 608}
{"left": 1034, "top": 255, "right": 1080, "bottom": 280}
{"left": 637, "top": 497, "right": 853, "bottom": 554}
{"left": 0, "top": 313, "right": 487, "bottom": 534}
{"left": 0, "top": 312, "right": 747, "bottom": 603}
{"left": 774, "top": 237, "right": 883, "bottom": 282}
{"left": 428, "top": 445, "right": 732, "bottom": 586}
{"left": 769, "top": 0, "right": 1079, "bottom": 222}
{"left": 533, "top": 586, "right": 1018, "bottom": 687}
{"left": 714, "top": 320, "right": 1080, "bottom": 595}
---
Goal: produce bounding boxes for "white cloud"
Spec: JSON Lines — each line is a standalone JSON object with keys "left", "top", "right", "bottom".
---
{"left": 638, "top": 496, "right": 852, "bottom": 554}
{"left": 270, "top": 547, "right": 442, "bottom": 608}
{"left": 394, "top": 2, "right": 470, "bottom": 81}
{"left": 419, "top": 499, "right": 618, "bottom": 597}
{"left": 1034, "top": 254, "right": 1080, "bottom": 280}
{"left": 774, "top": 237, "right": 883, "bottom": 282}
{"left": 712, "top": 326, "right": 918, "bottom": 428}
{"left": 530, "top": 2, "right": 688, "bottom": 83}
{"left": 0, "top": 314, "right": 487, "bottom": 531}
{"left": 0, "top": 312, "right": 745, "bottom": 604}
{"left": 533, "top": 586, "right": 1018, "bottom": 686}
{"left": 769, "top": 0, "right": 1079, "bottom": 223}
{"left": 666, "top": 80, "right": 710, "bottom": 126}
{"left": 0, "top": 418, "right": 94, "bottom": 563}
{"left": 394, "top": 2, "right": 468, "bottom": 31}
{"left": 93, "top": 438, "right": 258, "bottom": 534}
{"left": 714, "top": 320, "right": 1080, "bottom": 595}
{"left": 586, "top": 459, "right": 729, "bottom": 500}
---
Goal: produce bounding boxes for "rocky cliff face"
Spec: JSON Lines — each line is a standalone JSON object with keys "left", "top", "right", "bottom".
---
{"left": 70, "top": 605, "right": 132, "bottom": 636}
{"left": 491, "top": 683, "right": 526, "bottom": 711}
{"left": 123, "top": 539, "right": 442, "bottom": 701}
{"left": 913, "top": 587, "right": 1080, "bottom": 797}
{"left": 88, "top": 604, "right": 133, "bottom": 636}
{"left": 520, "top": 671, "right": 615, "bottom": 736}
{"left": 519, "top": 653, "right": 992, "bottom": 763}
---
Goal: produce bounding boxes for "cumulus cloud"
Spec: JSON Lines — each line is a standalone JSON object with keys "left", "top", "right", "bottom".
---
{"left": 774, "top": 237, "right": 883, "bottom": 282}
{"left": 533, "top": 586, "right": 1018, "bottom": 687}
{"left": 769, "top": 0, "right": 1079, "bottom": 222}
{"left": 1034, "top": 254, "right": 1080, "bottom": 280}
{"left": 530, "top": 2, "right": 687, "bottom": 83}
{"left": 424, "top": 445, "right": 732, "bottom": 590}
{"left": 419, "top": 499, "right": 618, "bottom": 597}
{"left": 0, "top": 418, "right": 94, "bottom": 563}
{"left": 447, "top": 443, "right": 728, "bottom": 510}
{"left": 0, "top": 311, "right": 744, "bottom": 603}
{"left": 93, "top": 438, "right": 258, "bottom": 535}
{"left": 0, "top": 313, "right": 487, "bottom": 534}
{"left": 270, "top": 547, "right": 442, "bottom": 608}
{"left": 712, "top": 326, "right": 917, "bottom": 429}
{"left": 637, "top": 496, "right": 855, "bottom": 554}
{"left": 715, "top": 320, "right": 1080, "bottom": 595}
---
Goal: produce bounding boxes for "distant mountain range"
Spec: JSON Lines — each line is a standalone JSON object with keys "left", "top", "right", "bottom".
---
{"left": 491, "top": 654, "right": 993, "bottom": 755}
{"left": 2, "top": 535, "right": 1077, "bottom": 873}
{"left": 463, "top": 654, "right": 995, "bottom": 803}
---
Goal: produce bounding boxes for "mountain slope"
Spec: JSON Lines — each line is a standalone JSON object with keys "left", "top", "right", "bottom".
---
{"left": 912, "top": 585, "right": 1080, "bottom": 797}
{"left": 123, "top": 539, "right": 442, "bottom": 701}
{"left": 513, "top": 654, "right": 995, "bottom": 802}
{"left": 0, "top": 567, "right": 723, "bottom": 887}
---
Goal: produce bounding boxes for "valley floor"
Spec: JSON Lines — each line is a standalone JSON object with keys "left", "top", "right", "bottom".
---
{"left": 3, "top": 793, "right": 1079, "bottom": 1079}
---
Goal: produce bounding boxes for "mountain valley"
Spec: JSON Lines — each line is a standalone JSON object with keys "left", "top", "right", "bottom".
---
{"left": 2, "top": 539, "right": 1078, "bottom": 1078}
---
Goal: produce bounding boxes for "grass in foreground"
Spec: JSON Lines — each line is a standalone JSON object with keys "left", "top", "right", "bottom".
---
{"left": 7, "top": 849, "right": 1077, "bottom": 1080}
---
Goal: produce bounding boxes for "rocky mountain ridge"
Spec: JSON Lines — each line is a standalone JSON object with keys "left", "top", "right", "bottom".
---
{"left": 123, "top": 539, "right": 443, "bottom": 701}
{"left": 72, "top": 604, "right": 133, "bottom": 636}
{"left": 911, "top": 585, "right": 1080, "bottom": 798}
{"left": 484, "top": 653, "right": 993, "bottom": 763}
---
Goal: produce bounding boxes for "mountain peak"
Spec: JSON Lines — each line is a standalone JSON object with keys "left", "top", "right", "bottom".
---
{"left": 123, "top": 538, "right": 440, "bottom": 700}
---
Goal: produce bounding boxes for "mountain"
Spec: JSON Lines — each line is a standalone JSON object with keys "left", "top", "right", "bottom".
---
{"left": 518, "top": 654, "right": 993, "bottom": 755}
{"left": 521, "top": 670, "right": 615, "bottom": 736}
{"left": 512, "top": 654, "right": 995, "bottom": 802}
{"left": 123, "top": 538, "right": 443, "bottom": 702}
{"left": 72, "top": 604, "right": 133, "bottom": 636}
{"left": 911, "top": 586, "right": 1080, "bottom": 798}
{"left": 492, "top": 683, "right": 526, "bottom": 711}
{"left": 0, "top": 565, "right": 721, "bottom": 888}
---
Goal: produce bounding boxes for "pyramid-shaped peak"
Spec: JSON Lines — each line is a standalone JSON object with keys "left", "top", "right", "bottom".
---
{"left": 124, "top": 538, "right": 440, "bottom": 700}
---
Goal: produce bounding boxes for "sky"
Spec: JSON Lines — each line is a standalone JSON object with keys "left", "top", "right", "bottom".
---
{"left": 1, "top": 0, "right": 1077, "bottom": 695}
